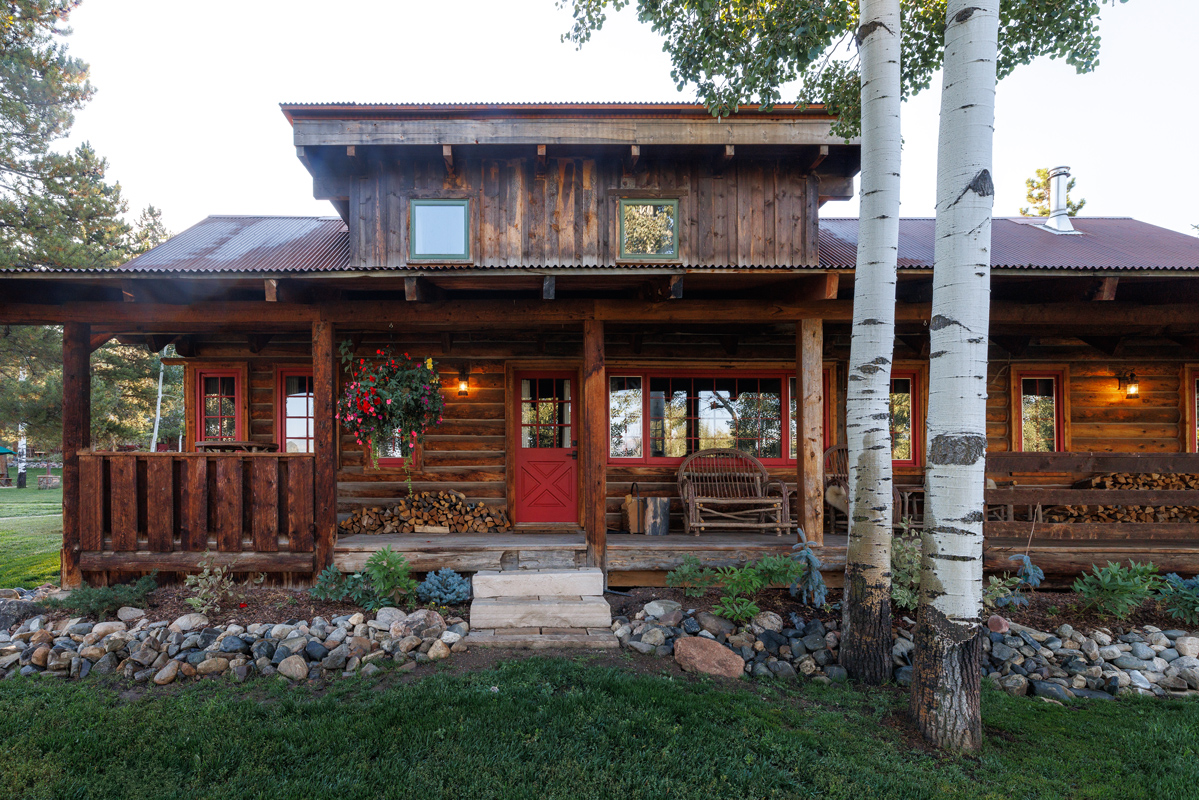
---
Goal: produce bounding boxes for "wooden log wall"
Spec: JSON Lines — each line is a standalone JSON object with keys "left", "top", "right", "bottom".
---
{"left": 347, "top": 154, "right": 820, "bottom": 268}
{"left": 76, "top": 453, "right": 316, "bottom": 577}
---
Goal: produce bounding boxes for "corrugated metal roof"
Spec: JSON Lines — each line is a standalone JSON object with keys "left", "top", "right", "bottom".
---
{"left": 5, "top": 215, "right": 1197, "bottom": 275}
{"left": 5, "top": 216, "right": 350, "bottom": 275}
{"left": 818, "top": 217, "right": 1199, "bottom": 270}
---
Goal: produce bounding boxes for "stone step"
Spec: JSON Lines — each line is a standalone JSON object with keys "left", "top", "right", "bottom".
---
{"left": 472, "top": 567, "right": 604, "bottom": 598}
{"left": 469, "top": 595, "right": 612, "bottom": 629}
{"left": 464, "top": 628, "right": 619, "bottom": 650}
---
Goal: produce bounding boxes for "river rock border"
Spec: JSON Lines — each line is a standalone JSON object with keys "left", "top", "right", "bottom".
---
{"left": 619, "top": 600, "right": 1199, "bottom": 700}
{"left": 0, "top": 606, "right": 469, "bottom": 684}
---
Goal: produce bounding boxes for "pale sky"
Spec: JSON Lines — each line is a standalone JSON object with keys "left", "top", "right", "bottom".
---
{"left": 62, "top": 0, "right": 1198, "bottom": 237}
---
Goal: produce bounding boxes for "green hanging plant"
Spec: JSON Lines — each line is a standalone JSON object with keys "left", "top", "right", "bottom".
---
{"left": 336, "top": 340, "right": 446, "bottom": 471}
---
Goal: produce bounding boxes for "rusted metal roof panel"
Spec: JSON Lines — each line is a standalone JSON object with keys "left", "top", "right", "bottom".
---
{"left": 818, "top": 217, "right": 1199, "bottom": 270}
{"left": 6, "top": 215, "right": 1196, "bottom": 275}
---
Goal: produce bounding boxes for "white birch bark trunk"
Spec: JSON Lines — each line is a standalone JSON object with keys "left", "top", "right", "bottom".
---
{"left": 841, "top": 0, "right": 902, "bottom": 685}
{"left": 17, "top": 365, "right": 27, "bottom": 489}
{"left": 911, "top": 0, "right": 1000, "bottom": 752}
{"left": 150, "top": 353, "right": 165, "bottom": 450}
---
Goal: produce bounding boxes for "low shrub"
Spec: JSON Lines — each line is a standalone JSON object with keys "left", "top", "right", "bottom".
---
{"left": 1073, "top": 560, "right": 1163, "bottom": 619}
{"left": 891, "top": 532, "right": 921, "bottom": 612}
{"left": 984, "top": 553, "right": 1045, "bottom": 609}
{"left": 789, "top": 538, "right": 828, "bottom": 608}
{"left": 1158, "top": 573, "right": 1199, "bottom": 625}
{"left": 711, "top": 595, "right": 760, "bottom": 623}
{"left": 716, "top": 564, "right": 767, "bottom": 599}
{"left": 184, "top": 554, "right": 264, "bottom": 615}
{"left": 43, "top": 572, "right": 158, "bottom": 620}
{"left": 309, "top": 547, "right": 417, "bottom": 610}
{"left": 665, "top": 555, "right": 720, "bottom": 598}
{"left": 417, "top": 568, "right": 471, "bottom": 606}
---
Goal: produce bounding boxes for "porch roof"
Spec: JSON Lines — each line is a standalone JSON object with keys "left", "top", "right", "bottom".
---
{"left": 4, "top": 215, "right": 1197, "bottom": 276}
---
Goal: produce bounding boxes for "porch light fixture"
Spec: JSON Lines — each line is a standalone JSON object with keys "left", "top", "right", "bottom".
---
{"left": 1118, "top": 371, "right": 1139, "bottom": 399}
{"left": 457, "top": 365, "right": 469, "bottom": 397}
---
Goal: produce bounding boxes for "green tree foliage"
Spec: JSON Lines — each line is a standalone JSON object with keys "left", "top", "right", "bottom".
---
{"left": 0, "top": 327, "right": 185, "bottom": 452}
{"left": 1020, "top": 167, "right": 1086, "bottom": 217}
{"left": 128, "top": 204, "right": 170, "bottom": 256}
{"left": 561, "top": 0, "right": 1127, "bottom": 137}
{"left": 0, "top": 1, "right": 146, "bottom": 269}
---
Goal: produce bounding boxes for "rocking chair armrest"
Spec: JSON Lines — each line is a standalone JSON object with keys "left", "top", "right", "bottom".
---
{"left": 678, "top": 476, "right": 695, "bottom": 500}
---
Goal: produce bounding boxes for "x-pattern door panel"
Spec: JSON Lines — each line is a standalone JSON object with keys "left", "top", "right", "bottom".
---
{"left": 514, "top": 373, "right": 578, "bottom": 524}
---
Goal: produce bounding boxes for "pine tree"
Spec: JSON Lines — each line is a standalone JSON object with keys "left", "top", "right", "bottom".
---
{"left": 1020, "top": 167, "right": 1086, "bottom": 217}
{"left": 0, "top": 1, "right": 134, "bottom": 269}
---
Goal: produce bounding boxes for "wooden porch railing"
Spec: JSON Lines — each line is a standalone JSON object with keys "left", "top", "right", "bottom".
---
{"left": 985, "top": 451, "right": 1199, "bottom": 543}
{"left": 74, "top": 452, "right": 319, "bottom": 574}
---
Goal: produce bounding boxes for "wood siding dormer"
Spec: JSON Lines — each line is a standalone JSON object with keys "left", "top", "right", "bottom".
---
{"left": 340, "top": 155, "right": 821, "bottom": 270}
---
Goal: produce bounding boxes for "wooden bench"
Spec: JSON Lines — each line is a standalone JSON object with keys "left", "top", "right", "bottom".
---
{"left": 677, "top": 448, "right": 792, "bottom": 536}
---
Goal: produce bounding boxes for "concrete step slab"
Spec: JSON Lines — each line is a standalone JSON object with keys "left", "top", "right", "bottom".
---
{"left": 469, "top": 595, "right": 611, "bottom": 629}
{"left": 472, "top": 567, "right": 604, "bottom": 598}
{"left": 463, "top": 630, "right": 619, "bottom": 650}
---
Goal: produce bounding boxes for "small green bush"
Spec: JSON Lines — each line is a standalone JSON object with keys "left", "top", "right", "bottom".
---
{"left": 184, "top": 554, "right": 264, "bottom": 615}
{"left": 712, "top": 595, "right": 760, "bottom": 623}
{"left": 716, "top": 564, "right": 767, "bottom": 599}
{"left": 364, "top": 546, "right": 418, "bottom": 606}
{"left": 417, "top": 568, "right": 470, "bottom": 606}
{"left": 1073, "top": 561, "right": 1163, "bottom": 619}
{"left": 43, "top": 572, "right": 158, "bottom": 620}
{"left": 1158, "top": 573, "right": 1199, "bottom": 625}
{"left": 891, "top": 533, "right": 921, "bottom": 611}
{"left": 665, "top": 555, "right": 720, "bottom": 598}
{"left": 310, "top": 565, "right": 347, "bottom": 602}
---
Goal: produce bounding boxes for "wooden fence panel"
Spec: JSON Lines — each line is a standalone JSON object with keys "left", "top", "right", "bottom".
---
{"left": 79, "top": 457, "right": 103, "bottom": 552}
{"left": 182, "top": 457, "right": 208, "bottom": 551}
{"left": 251, "top": 458, "right": 279, "bottom": 552}
{"left": 110, "top": 456, "right": 138, "bottom": 551}
{"left": 146, "top": 457, "right": 174, "bottom": 552}
{"left": 213, "top": 457, "right": 243, "bottom": 552}
{"left": 287, "top": 456, "right": 315, "bottom": 553}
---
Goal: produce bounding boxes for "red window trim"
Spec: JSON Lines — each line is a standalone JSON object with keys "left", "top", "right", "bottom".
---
{"left": 890, "top": 369, "right": 922, "bottom": 467}
{"left": 606, "top": 369, "right": 831, "bottom": 467}
{"left": 276, "top": 367, "right": 315, "bottom": 454}
{"left": 1014, "top": 369, "right": 1066, "bottom": 452}
{"left": 195, "top": 369, "right": 245, "bottom": 443}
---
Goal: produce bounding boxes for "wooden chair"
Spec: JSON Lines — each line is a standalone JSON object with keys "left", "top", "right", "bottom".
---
{"left": 676, "top": 448, "right": 792, "bottom": 536}
{"left": 823, "top": 444, "right": 849, "bottom": 534}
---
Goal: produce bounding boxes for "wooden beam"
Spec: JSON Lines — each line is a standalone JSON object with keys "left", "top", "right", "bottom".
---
{"left": 440, "top": 331, "right": 453, "bottom": 355}
{"left": 721, "top": 144, "right": 735, "bottom": 162}
{"left": 796, "top": 319, "right": 823, "bottom": 545}
{"left": 720, "top": 335, "right": 739, "bottom": 356}
{"left": 405, "top": 276, "right": 446, "bottom": 302}
{"left": 1092, "top": 276, "right": 1119, "bottom": 301}
{"left": 312, "top": 320, "right": 336, "bottom": 576}
{"left": 583, "top": 319, "right": 607, "bottom": 573}
{"left": 81, "top": 551, "right": 313, "bottom": 573}
{"left": 61, "top": 322, "right": 90, "bottom": 589}
{"left": 990, "top": 334, "right": 1030, "bottom": 356}
{"left": 808, "top": 144, "right": 829, "bottom": 171}
{"left": 897, "top": 333, "right": 929, "bottom": 359}
{"left": 1078, "top": 335, "right": 1123, "bottom": 356}
{"left": 630, "top": 333, "right": 643, "bottom": 355}
{"left": 264, "top": 279, "right": 278, "bottom": 302}
{"left": 346, "top": 145, "right": 356, "bottom": 158}
{"left": 541, "top": 275, "right": 556, "bottom": 300}
{"left": 174, "top": 335, "right": 198, "bottom": 358}
{"left": 625, "top": 144, "right": 640, "bottom": 172}
{"left": 88, "top": 333, "right": 112, "bottom": 352}
{"left": 669, "top": 274, "right": 683, "bottom": 300}
{"left": 443, "top": 144, "right": 454, "bottom": 175}
{"left": 145, "top": 334, "right": 172, "bottom": 355}
{"left": 247, "top": 333, "right": 273, "bottom": 354}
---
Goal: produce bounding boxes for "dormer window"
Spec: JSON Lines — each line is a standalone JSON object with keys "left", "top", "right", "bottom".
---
{"left": 619, "top": 199, "right": 678, "bottom": 260}
{"left": 410, "top": 199, "right": 470, "bottom": 260}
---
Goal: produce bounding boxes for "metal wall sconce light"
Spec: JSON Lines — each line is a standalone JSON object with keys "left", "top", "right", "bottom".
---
{"left": 1118, "top": 371, "right": 1139, "bottom": 399}
{"left": 457, "top": 364, "right": 469, "bottom": 397}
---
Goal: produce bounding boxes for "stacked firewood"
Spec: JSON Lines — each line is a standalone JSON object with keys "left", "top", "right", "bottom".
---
{"left": 1043, "top": 472, "right": 1199, "bottom": 523}
{"left": 340, "top": 490, "right": 511, "bottom": 535}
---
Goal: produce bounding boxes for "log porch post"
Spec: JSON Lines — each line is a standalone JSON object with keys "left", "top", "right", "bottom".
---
{"left": 796, "top": 319, "right": 824, "bottom": 544}
{"left": 312, "top": 320, "right": 337, "bottom": 575}
{"left": 582, "top": 319, "right": 607, "bottom": 572}
{"left": 61, "top": 322, "right": 91, "bottom": 589}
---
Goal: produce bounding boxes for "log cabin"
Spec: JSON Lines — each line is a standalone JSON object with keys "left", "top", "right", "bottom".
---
{"left": 3, "top": 102, "right": 1199, "bottom": 593}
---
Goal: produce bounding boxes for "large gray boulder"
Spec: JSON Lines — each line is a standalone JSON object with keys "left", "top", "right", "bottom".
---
{"left": 0, "top": 600, "right": 43, "bottom": 631}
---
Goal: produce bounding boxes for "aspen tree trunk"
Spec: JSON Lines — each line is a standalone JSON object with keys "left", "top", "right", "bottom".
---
{"left": 149, "top": 351, "right": 165, "bottom": 451}
{"left": 910, "top": 0, "right": 999, "bottom": 752}
{"left": 840, "top": 0, "right": 902, "bottom": 686}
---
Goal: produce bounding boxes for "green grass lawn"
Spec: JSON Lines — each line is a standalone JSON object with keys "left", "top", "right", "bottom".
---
{"left": 0, "top": 467, "right": 63, "bottom": 518}
{"left": 0, "top": 515, "right": 61, "bottom": 588}
{"left": 0, "top": 467, "right": 63, "bottom": 587}
{"left": 0, "top": 657, "right": 1195, "bottom": 800}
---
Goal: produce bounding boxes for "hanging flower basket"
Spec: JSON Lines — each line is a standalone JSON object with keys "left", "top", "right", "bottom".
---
{"left": 335, "top": 340, "right": 446, "bottom": 470}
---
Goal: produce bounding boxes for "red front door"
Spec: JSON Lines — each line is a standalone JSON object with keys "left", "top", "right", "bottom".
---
{"left": 513, "top": 372, "right": 578, "bottom": 524}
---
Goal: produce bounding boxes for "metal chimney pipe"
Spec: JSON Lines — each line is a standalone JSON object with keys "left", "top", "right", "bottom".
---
{"left": 1043, "top": 165, "right": 1074, "bottom": 232}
